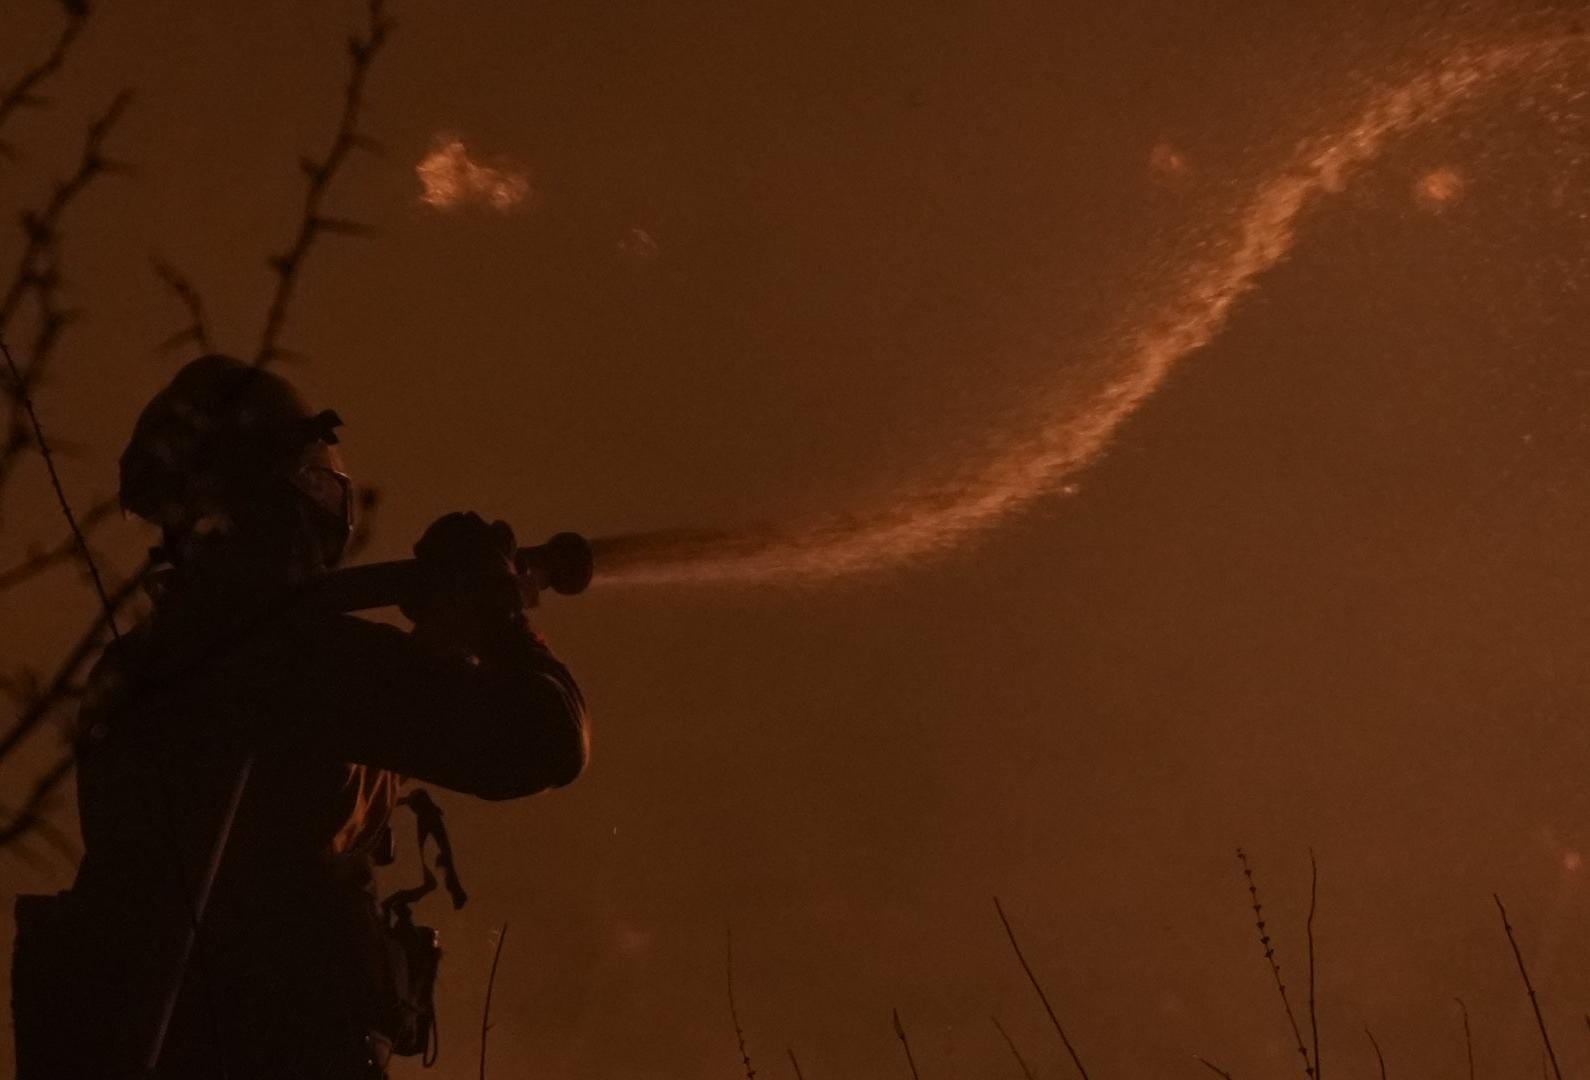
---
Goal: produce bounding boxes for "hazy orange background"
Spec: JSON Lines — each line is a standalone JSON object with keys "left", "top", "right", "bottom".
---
{"left": 7, "top": 2, "right": 1590, "bottom": 1077}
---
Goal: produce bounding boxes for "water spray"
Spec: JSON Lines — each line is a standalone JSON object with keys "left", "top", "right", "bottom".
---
{"left": 320, "top": 28, "right": 1590, "bottom": 602}
{"left": 534, "top": 29, "right": 1589, "bottom": 590}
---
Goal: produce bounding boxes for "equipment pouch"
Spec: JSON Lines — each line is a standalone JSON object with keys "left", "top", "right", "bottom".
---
{"left": 378, "top": 909, "right": 442, "bottom": 1062}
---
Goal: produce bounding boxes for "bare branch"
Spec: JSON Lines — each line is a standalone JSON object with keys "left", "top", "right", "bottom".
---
{"left": 1, "top": 334, "right": 122, "bottom": 643}
{"left": 1306, "top": 849, "right": 1321, "bottom": 1080}
{"left": 0, "top": 3, "right": 91, "bottom": 160}
{"left": 0, "top": 742, "right": 81, "bottom": 848}
{"left": 991, "top": 1016, "right": 1037, "bottom": 1080}
{"left": 0, "top": 564, "right": 141, "bottom": 767}
{"left": 1195, "top": 1057, "right": 1236, "bottom": 1080}
{"left": 1364, "top": 1027, "right": 1386, "bottom": 1080}
{"left": 892, "top": 1009, "right": 922, "bottom": 1080}
{"left": 1236, "top": 848, "right": 1314, "bottom": 1078}
{"left": 0, "top": 493, "right": 116, "bottom": 593}
{"left": 1457, "top": 997, "right": 1474, "bottom": 1080}
{"left": 150, "top": 256, "right": 213, "bottom": 354}
{"left": 2, "top": 0, "right": 399, "bottom": 860}
{"left": 479, "top": 922, "right": 507, "bottom": 1080}
{"left": 994, "top": 896, "right": 1091, "bottom": 1080}
{"left": 0, "top": 90, "right": 133, "bottom": 330}
{"left": 1494, "top": 895, "right": 1563, "bottom": 1080}
{"left": 0, "top": 90, "right": 131, "bottom": 505}
{"left": 254, "top": 0, "right": 393, "bottom": 367}
{"left": 727, "top": 926, "right": 758, "bottom": 1080}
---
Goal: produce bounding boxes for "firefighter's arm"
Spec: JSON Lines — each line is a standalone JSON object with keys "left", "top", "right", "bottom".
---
{"left": 282, "top": 513, "right": 588, "bottom": 798}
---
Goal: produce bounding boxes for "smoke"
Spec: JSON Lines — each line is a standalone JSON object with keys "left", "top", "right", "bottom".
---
{"left": 595, "top": 29, "right": 1585, "bottom": 588}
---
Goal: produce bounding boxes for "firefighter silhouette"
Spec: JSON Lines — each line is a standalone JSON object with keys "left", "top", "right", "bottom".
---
{"left": 12, "top": 355, "right": 588, "bottom": 1079}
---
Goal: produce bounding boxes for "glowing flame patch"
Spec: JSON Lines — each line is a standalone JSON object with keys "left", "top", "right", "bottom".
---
{"left": 1148, "top": 141, "right": 1191, "bottom": 183}
{"left": 1414, "top": 165, "right": 1466, "bottom": 211}
{"left": 416, "top": 137, "right": 530, "bottom": 212}
{"left": 617, "top": 227, "right": 659, "bottom": 263}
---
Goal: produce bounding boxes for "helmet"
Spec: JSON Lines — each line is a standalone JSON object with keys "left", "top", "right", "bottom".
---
{"left": 120, "top": 355, "right": 353, "bottom": 568}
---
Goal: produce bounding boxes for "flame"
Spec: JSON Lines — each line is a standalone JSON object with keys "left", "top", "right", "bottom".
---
{"left": 416, "top": 137, "right": 530, "bottom": 212}
{"left": 1149, "top": 141, "right": 1192, "bottom": 182}
{"left": 595, "top": 31, "right": 1585, "bottom": 587}
{"left": 1414, "top": 165, "right": 1467, "bottom": 210}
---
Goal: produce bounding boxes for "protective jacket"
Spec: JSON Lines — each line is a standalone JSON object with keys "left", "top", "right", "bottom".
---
{"left": 12, "top": 582, "right": 586, "bottom": 1079}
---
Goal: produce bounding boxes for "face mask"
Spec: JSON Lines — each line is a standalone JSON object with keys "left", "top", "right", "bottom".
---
{"left": 285, "top": 440, "right": 355, "bottom": 567}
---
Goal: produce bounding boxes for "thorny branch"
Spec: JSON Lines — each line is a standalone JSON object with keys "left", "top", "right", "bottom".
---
{"left": 479, "top": 922, "right": 508, "bottom": 1080}
{"left": 1363, "top": 1027, "right": 1387, "bottom": 1080}
{"left": 0, "top": 569, "right": 143, "bottom": 850}
{"left": 994, "top": 895, "right": 1092, "bottom": 1080}
{"left": 891, "top": 1009, "right": 922, "bottom": 1080}
{"left": 1195, "top": 1057, "right": 1236, "bottom": 1080}
{"left": 1236, "top": 848, "right": 1315, "bottom": 1079}
{"left": 727, "top": 927, "right": 758, "bottom": 1080}
{"left": 151, "top": 256, "right": 214, "bottom": 355}
{"left": 1457, "top": 998, "right": 1474, "bottom": 1080}
{"left": 1495, "top": 894, "right": 1564, "bottom": 1080}
{"left": 0, "top": 334, "right": 123, "bottom": 639}
{"left": 255, "top": 0, "right": 392, "bottom": 366}
{"left": 0, "top": 1, "right": 91, "bottom": 162}
{"left": 0, "top": 90, "right": 131, "bottom": 503}
{"left": 0, "top": 2, "right": 396, "bottom": 856}
{"left": 991, "top": 1016, "right": 1037, "bottom": 1080}
{"left": 0, "top": 492, "right": 115, "bottom": 593}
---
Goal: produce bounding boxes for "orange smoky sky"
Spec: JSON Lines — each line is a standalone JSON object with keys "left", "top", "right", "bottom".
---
{"left": 416, "top": 136, "right": 530, "bottom": 211}
{"left": 9, "top": 6, "right": 1590, "bottom": 1080}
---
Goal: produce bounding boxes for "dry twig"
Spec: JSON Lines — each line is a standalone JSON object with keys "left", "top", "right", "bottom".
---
{"left": 1236, "top": 849, "right": 1314, "bottom": 1078}
{"left": 1195, "top": 1057, "right": 1235, "bottom": 1080}
{"left": 892, "top": 1008, "right": 922, "bottom": 1080}
{"left": 0, "top": 0, "right": 395, "bottom": 855}
{"left": 1306, "top": 850, "right": 1320, "bottom": 1080}
{"left": 0, "top": 494, "right": 116, "bottom": 592}
{"left": 479, "top": 922, "right": 508, "bottom": 1080}
{"left": 254, "top": 0, "right": 392, "bottom": 366}
{"left": 1458, "top": 997, "right": 1475, "bottom": 1080}
{"left": 0, "top": 91, "right": 130, "bottom": 499}
{"left": 150, "top": 256, "right": 213, "bottom": 355}
{"left": 1, "top": 336, "right": 120, "bottom": 638}
{"left": 0, "top": 1, "right": 91, "bottom": 161}
{"left": 994, "top": 896, "right": 1091, "bottom": 1080}
{"left": 1494, "top": 895, "right": 1563, "bottom": 1080}
{"left": 0, "top": 570, "right": 141, "bottom": 847}
{"left": 992, "top": 1016, "right": 1036, "bottom": 1080}
{"left": 727, "top": 927, "right": 758, "bottom": 1080}
{"left": 1364, "top": 1027, "right": 1386, "bottom": 1080}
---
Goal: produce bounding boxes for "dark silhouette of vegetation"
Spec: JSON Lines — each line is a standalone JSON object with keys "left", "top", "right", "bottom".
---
{"left": 1237, "top": 847, "right": 1316, "bottom": 1078}
{"left": 995, "top": 895, "right": 1092, "bottom": 1080}
{"left": 891, "top": 1008, "right": 922, "bottom": 1080}
{"left": 0, "top": 0, "right": 391, "bottom": 859}
{"left": 1364, "top": 1026, "right": 1387, "bottom": 1080}
{"left": 992, "top": 1015, "right": 1037, "bottom": 1080}
{"left": 480, "top": 922, "right": 509, "bottom": 1080}
{"left": 728, "top": 927, "right": 759, "bottom": 1080}
{"left": 1496, "top": 893, "right": 1564, "bottom": 1080}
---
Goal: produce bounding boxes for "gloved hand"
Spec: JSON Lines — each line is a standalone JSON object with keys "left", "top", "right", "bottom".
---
{"left": 400, "top": 512, "right": 532, "bottom": 651}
